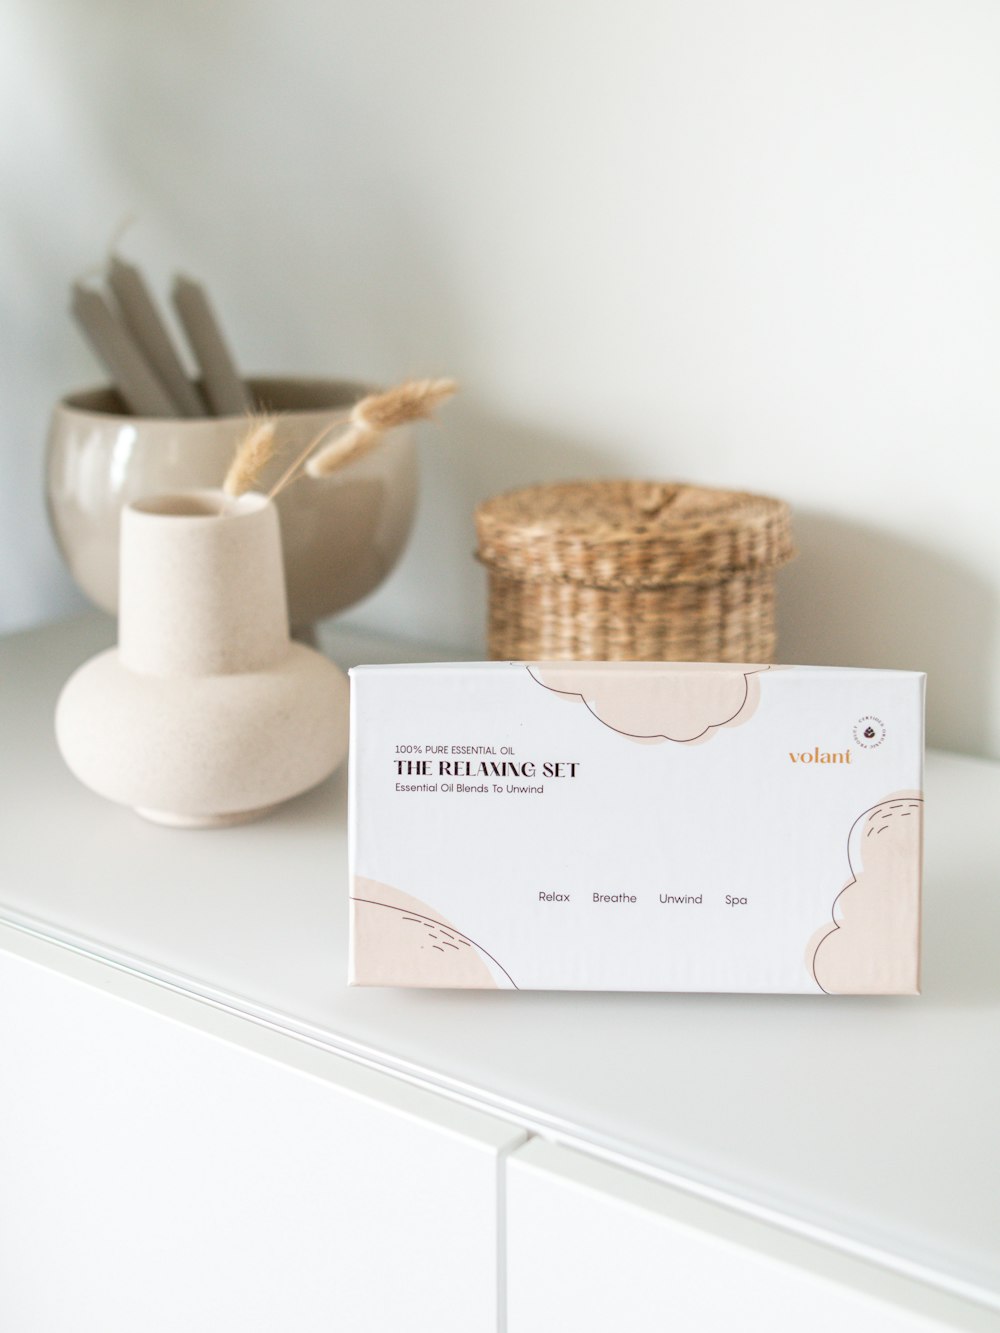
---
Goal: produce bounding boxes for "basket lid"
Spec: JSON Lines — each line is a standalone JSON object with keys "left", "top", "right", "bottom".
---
{"left": 475, "top": 480, "right": 795, "bottom": 588}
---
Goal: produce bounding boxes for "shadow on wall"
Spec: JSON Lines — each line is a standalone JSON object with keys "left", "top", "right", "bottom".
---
{"left": 777, "top": 511, "right": 998, "bottom": 758}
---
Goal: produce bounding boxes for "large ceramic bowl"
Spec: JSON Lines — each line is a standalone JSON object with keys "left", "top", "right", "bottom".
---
{"left": 46, "top": 376, "right": 418, "bottom": 632}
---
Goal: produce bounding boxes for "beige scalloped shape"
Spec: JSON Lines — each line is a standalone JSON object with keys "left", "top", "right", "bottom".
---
{"left": 809, "top": 793, "right": 923, "bottom": 995}
{"left": 350, "top": 878, "right": 517, "bottom": 988}
{"left": 527, "top": 662, "right": 774, "bottom": 744}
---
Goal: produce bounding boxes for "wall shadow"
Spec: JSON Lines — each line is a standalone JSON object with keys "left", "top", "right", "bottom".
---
{"left": 777, "top": 510, "right": 998, "bottom": 757}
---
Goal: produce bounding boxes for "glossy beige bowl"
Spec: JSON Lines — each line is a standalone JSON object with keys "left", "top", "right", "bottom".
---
{"left": 46, "top": 377, "right": 418, "bottom": 631}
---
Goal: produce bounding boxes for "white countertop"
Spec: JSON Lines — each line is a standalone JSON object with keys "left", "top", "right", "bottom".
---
{"left": 1, "top": 615, "right": 998, "bottom": 1309}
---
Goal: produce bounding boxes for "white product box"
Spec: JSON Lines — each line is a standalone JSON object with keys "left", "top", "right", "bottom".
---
{"left": 348, "top": 662, "right": 924, "bottom": 993}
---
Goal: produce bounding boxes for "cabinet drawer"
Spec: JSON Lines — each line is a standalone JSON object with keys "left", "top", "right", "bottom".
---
{"left": 0, "top": 928, "right": 525, "bottom": 1333}
{"left": 506, "top": 1139, "right": 997, "bottom": 1333}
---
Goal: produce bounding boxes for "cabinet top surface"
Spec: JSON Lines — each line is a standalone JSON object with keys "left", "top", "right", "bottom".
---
{"left": 2, "top": 615, "right": 998, "bottom": 1306}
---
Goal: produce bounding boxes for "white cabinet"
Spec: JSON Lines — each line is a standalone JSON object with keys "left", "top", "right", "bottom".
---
{"left": 2, "top": 618, "right": 999, "bottom": 1331}
{"left": 0, "top": 930, "right": 525, "bottom": 1333}
{"left": 506, "top": 1140, "right": 996, "bottom": 1333}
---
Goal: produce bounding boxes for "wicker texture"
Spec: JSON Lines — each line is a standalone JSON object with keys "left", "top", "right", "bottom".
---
{"left": 475, "top": 481, "right": 795, "bottom": 662}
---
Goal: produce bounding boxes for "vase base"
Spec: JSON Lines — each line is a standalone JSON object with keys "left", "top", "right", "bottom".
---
{"left": 134, "top": 805, "right": 277, "bottom": 829}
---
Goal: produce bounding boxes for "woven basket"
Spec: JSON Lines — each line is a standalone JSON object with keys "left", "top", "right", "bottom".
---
{"left": 475, "top": 480, "right": 795, "bottom": 662}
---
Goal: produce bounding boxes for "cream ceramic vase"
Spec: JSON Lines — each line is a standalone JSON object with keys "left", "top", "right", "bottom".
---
{"left": 55, "top": 490, "right": 349, "bottom": 827}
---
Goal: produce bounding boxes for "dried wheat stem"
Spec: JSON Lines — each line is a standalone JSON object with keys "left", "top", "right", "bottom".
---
{"left": 223, "top": 416, "right": 278, "bottom": 497}
{"left": 265, "top": 416, "right": 349, "bottom": 499}
{"left": 352, "top": 377, "right": 457, "bottom": 431}
{"left": 302, "top": 377, "right": 458, "bottom": 484}
{"left": 268, "top": 377, "right": 458, "bottom": 499}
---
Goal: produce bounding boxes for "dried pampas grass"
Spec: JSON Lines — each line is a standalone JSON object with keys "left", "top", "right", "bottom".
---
{"left": 223, "top": 417, "right": 277, "bottom": 497}
{"left": 303, "top": 378, "right": 457, "bottom": 482}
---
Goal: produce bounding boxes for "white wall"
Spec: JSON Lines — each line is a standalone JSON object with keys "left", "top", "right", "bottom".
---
{"left": 2, "top": 0, "right": 998, "bottom": 757}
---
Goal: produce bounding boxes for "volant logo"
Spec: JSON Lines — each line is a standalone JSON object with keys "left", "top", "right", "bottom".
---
{"left": 788, "top": 747, "right": 851, "bottom": 765}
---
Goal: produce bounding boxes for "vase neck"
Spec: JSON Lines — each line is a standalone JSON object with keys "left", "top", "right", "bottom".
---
{"left": 118, "top": 493, "right": 290, "bottom": 676}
